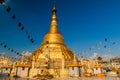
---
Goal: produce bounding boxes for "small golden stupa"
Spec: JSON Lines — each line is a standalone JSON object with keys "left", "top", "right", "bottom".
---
{"left": 30, "top": 2, "right": 75, "bottom": 76}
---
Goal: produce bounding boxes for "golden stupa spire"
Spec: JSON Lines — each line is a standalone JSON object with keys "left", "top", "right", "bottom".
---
{"left": 41, "top": 0, "right": 65, "bottom": 46}
{"left": 49, "top": 0, "right": 58, "bottom": 33}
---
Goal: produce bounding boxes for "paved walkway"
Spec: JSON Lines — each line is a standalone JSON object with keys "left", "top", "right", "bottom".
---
{"left": 0, "top": 76, "right": 120, "bottom": 80}
{"left": 51, "top": 77, "right": 120, "bottom": 80}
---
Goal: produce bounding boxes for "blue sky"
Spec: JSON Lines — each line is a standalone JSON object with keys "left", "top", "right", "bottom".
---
{"left": 0, "top": 0, "right": 120, "bottom": 58}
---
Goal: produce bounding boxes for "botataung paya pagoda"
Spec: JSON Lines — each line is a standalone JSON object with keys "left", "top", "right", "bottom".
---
{"left": 31, "top": 4, "right": 74, "bottom": 63}
{"left": 28, "top": 3, "right": 76, "bottom": 77}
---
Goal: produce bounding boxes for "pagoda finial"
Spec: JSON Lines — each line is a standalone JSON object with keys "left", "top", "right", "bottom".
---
{"left": 73, "top": 53, "right": 77, "bottom": 63}
{"left": 49, "top": 0, "right": 58, "bottom": 33}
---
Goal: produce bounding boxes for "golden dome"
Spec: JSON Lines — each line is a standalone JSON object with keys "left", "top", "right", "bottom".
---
{"left": 42, "top": 33, "right": 65, "bottom": 47}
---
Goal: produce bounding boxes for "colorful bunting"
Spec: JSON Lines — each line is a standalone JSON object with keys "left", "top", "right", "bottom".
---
{"left": 17, "top": 52, "right": 19, "bottom": 55}
{"left": 12, "top": 14, "right": 16, "bottom": 19}
{"left": 18, "top": 22, "right": 22, "bottom": 27}
{"left": 11, "top": 49, "right": 14, "bottom": 52}
{"left": 21, "top": 26, "right": 24, "bottom": 31}
{"left": 2, "top": 5, "right": 35, "bottom": 43}
{"left": 105, "top": 38, "right": 107, "bottom": 42}
{"left": 0, "top": 0, "right": 5, "bottom": 4}
{"left": 0, "top": 42, "right": 22, "bottom": 57}
{"left": 27, "top": 35, "right": 30, "bottom": 39}
{"left": 4, "top": 45, "right": 7, "bottom": 48}
{"left": 104, "top": 45, "right": 106, "bottom": 48}
{"left": 30, "top": 38, "right": 34, "bottom": 43}
{"left": 6, "top": 6, "right": 11, "bottom": 13}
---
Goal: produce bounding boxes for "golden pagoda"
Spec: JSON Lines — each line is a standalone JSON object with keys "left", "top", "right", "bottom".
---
{"left": 30, "top": 2, "right": 75, "bottom": 77}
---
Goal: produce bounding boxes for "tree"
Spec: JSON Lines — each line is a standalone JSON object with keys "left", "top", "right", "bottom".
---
{"left": 97, "top": 56, "right": 102, "bottom": 60}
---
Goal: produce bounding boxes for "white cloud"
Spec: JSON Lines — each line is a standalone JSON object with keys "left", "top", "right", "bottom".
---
{"left": 22, "top": 51, "right": 32, "bottom": 56}
{"left": 0, "top": 52, "right": 6, "bottom": 58}
{"left": 101, "top": 54, "right": 115, "bottom": 61}
{"left": 89, "top": 52, "right": 99, "bottom": 59}
{"left": 0, "top": 52, "right": 6, "bottom": 55}
{"left": 89, "top": 53, "right": 115, "bottom": 61}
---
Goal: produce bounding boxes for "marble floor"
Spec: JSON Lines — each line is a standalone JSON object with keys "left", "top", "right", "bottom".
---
{"left": 0, "top": 76, "right": 120, "bottom": 80}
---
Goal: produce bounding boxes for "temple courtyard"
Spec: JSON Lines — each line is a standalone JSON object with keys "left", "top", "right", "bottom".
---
{"left": 0, "top": 77, "right": 120, "bottom": 80}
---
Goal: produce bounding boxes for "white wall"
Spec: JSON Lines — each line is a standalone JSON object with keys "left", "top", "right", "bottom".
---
{"left": 2, "top": 68, "right": 11, "bottom": 74}
{"left": 17, "top": 67, "right": 29, "bottom": 77}
{"left": 69, "top": 67, "right": 80, "bottom": 77}
{"left": 93, "top": 68, "right": 102, "bottom": 74}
